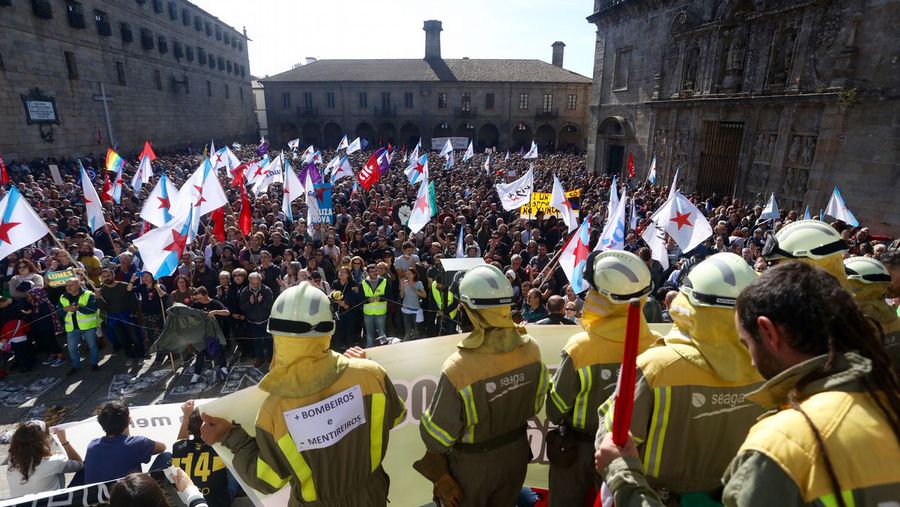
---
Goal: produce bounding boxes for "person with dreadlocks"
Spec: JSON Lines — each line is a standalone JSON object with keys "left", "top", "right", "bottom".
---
{"left": 595, "top": 262, "right": 900, "bottom": 506}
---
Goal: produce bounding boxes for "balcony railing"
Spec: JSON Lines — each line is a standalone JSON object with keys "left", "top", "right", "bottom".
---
{"left": 535, "top": 108, "right": 559, "bottom": 119}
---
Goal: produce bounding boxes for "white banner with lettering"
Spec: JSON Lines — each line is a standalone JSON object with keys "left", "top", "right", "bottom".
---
{"left": 495, "top": 166, "right": 535, "bottom": 211}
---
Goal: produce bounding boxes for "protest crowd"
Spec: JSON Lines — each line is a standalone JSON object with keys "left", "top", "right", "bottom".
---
{"left": 0, "top": 136, "right": 898, "bottom": 506}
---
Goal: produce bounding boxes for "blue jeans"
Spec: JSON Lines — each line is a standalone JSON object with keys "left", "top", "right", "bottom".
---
{"left": 105, "top": 311, "right": 145, "bottom": 359}
{"left": 364, "top": 314, "right": 386, "bottom": 347}
{"left": 67, "top": 328, "right": 99, "bottom": 369}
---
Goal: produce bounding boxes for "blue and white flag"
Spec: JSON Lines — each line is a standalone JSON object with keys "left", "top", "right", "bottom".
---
{"left": 607, "top": 175, "right": 619, "bottom": 222}
{"left": 824, "top": 187, "right": 859, "bottom": 226}
{"left": 596, "top": 195, "right": 627, "bottom": 252}
{"left": 79, "top": 161, "right": 106, "bottom": 233}
{"left": 331, "top": 157, "right": 354, "bottom": 183}
{"left": 630, "top": 197, "right": 639, "bottom": 231}
{"left": 647, "top": 156, "right": 657, "bottom": 184}
{"left": 439, "top": 139, "right": 453, "bottom": 158}
{"left": 462, "top": 141, "right": 474, "bottom": 162}
{"left": 141, "top": 172, "right": 180, "bottom": 228}
{"left": 444, "top": 150, "right": 455, "bottom": 170}
{"left": 405, "top": 154, "right": 429, "bottom": 186}
{"left": 133, "top": 208, "right": 194, "bottom": 279}
{"left": 346, "top": 137, "right": 362, "bottom": 154}
{"left": 523, "top": 141, "right": 538, "bottom": 159}
{"left": 456, "top": 227, "right": 465, "bottom": 258}
{"left": 758, "top": 193, "right": 780, "bottom": 222}
{"left": 803, "top": 206, "right": 811, "bottom": 220}
{"left": 483, "top": 154, "right": 492, "bottom": 174}
{"left": 336, "top": 135, "right": 349, "bottom": 151}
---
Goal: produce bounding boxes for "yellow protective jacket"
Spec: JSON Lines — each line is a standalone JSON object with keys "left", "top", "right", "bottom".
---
{"left": 223, "top": 357, "right": 406, "bottom": 506}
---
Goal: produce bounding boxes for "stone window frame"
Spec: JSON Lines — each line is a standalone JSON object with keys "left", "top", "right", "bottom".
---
{"left": 461, "top": 92, "right": 471, "bottom": 112}
{"left": 613, "top": 47, "right": 632, "bottom": 92}
{"left": 64, "top": 51, "right": 78, "bottom": 80}
{"left": 327, "top": 92, "right": 336, "bottom": 109}
{"left": 518, "top": 93, "right": 529, "bottom": 110}
{"left": 542, "top": 93, "right": 553, "bottom": 113}
{"left": 566, "top": 93, "right": 577, "bottom": 110}
{"left": 437, "top": 92, "right": 448, "bottom": 109}
{"left": 154, "top": 69, "right": 163, "bottom": 91}
{"left": 404, "top": 92, "right": 413, "bottom": 108}
{"left": 115, "top": 60, "right": 126, "bottom": 86}
{"left": 358, "top": 92, "right": 367, "bottom": 109}
{"left": 485, "top": 92, "right": 495, "bottom": 110}
{"left": 283, "top": 92, "right": 291, "bottom": 108}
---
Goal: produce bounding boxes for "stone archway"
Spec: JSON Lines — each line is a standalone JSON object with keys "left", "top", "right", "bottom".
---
{"left": 596, "top": 116, "right": 633, "bottom": 175}
{"left": 478, "top": 124, "right": 500, "bottom": 151}
{"left": 356, "top": 123, "right": 375, "bottom": 147}
{"left": 456, "top": 122, "right": 476, "bottom": 143}
{"left": 378, "top": 122, "right": 397, "bottom": 146}
{"left": 558, "top": 124, "right": 580, "bottom": 152}
{"left": 322, "top": 122, "right": 343, "bottom": 148}
{"left": 280, "top": 122, "right": 299, "bottom": 146}
{"left": 400, "top": 123, "right": 421, "bottom": 149}
{"left": 301, "top": 122, "right": 320, "bottom": 147}
{"left": 534, "top": 125, "right": 556, "bottom": 152}
{"left": 511, "top": 123, "right": 533, "bottom": 150}
{"left": 432, "top": 122, "right": 453, "bottom": 139}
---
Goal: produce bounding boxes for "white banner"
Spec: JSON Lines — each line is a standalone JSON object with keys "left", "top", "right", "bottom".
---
{"left": 284, "top": 385, "right": 366, "bottom": 452}
{"left": 495, "top": 166, "right": 535, "bottom": 211}
{"left": 430, "top": 137, "right": 469, "bottom": 151}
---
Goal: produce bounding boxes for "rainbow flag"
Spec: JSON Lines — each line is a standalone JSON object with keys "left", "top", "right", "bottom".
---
{"left": 105, "top": 148, "right": 124, "bottom": 173}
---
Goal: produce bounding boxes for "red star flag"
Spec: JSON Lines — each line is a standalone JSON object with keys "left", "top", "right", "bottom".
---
{"left": 141, "top": 172, "right": 180, "bottom": 228}
{"left": 133, "top": 208, "right": 195, "bottom": 279}
{"left": 172, "top": 159, "right": 228, "bottom": 241}
{"left": 550, "top": 174, "right": 578, "bottom": 233}
{"left": 132, "top": 141, "right": 156, "bottom": 192}
{"left": 0, "top": 187, "right": 50, "bottom": 259}
{"left": 407, "top": 176, "right": 432, "bottom": 235}
{"left": 558, "top": 215, "right": 592, "bottom": 293}
{"left": 282, "top": 156, "right": 305, "bottom": 223}
{"left": 642, "top": 192, "right": 712, "bottom": 269}
{"left": 331, "top": 156, "right": 354, "bottom": 183}
{"left": 252, "top": 153, "right": 284, "bottom": 196}
{"left": 79, "top": 161, "right": 106, "bottom": 233}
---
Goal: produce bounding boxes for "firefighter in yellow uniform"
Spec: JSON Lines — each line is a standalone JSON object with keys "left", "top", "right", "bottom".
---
{"left": 546, "top": 250, "right": 661, "bottom": 507}
{"left": 596, "top": 253, "right": 762, "bottom": 504}
{"left": 415, "top": 264, "right": 549, "bottom": 507}
{"left": 762, "top": 219, "right": 850, "bottom": 289}
{"left": 595, "top": 262, "right": 900, "bottom": 507}
{"left": 844, "top": 256, "right": 900, "bottom": 362}
{"left": 200, "top": 282, "right": 406, "bottom": 507}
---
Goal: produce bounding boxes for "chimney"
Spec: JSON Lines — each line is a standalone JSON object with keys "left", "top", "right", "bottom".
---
{"left": 552, "top": 41, "right": 566, "bottom": 68}
{"left": 424, "top": 20, "right": 443, "bottom": 60}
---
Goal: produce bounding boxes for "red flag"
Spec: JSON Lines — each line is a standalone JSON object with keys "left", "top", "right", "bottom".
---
{"left": 230, "top": 162, "right": 248, "bottom": 188}
{"left": 101, "top": 171, "right": 113, "bottom": 203}
{"left": 239, "top": 185, "right": 252, "bottom": 236}
{"left": 627, "top": 152, "right": 636, "bottom": 178}
{"left": 0, "top": 155, "right": 8, "bottom": 185}
{"left": 140, "top": 141, "right": 157, "bottom": 161}
{"left": 612, "top": 299, "right": 642, "bottom": 446}
{"left": 357, "top": 152, "right": 381, "bottom": 191}
{"left": 212, "top": 208, "right": 226, "bottom": 241}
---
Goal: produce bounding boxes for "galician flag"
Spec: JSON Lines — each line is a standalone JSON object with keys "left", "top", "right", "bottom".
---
{"left": 757, "top": 193, "right": 780, "bottom": 223}
{"left": 804, "top": 206, "right": 811, "bottom": 220}
{"left": 462, "top": 141, "right": 474, "bottom": 162}
{"left": 407, "top": 176, "right": 432, "bottom": 235}
{"left": 244, "top": 156, "right": 271, "bottom": 188}
{"left": 282, "top": 156, "right": 305, "bottom": 223}
{"left": 252, "top": 153, "right": 284, "bottom": 196}
{"left": 79, "top": 161, "right": 106, "bottom": 233}
{"left": 331, "top": 157, "right": 354, "bottom": 183}
{"left": 346, "top": 137, "right": 362, "bottom": 154}
{"left": 456, "top": 226, "right": 465, "bottom": 258}
{"left": 596, "top": 194, "right": 627, "bottom": 251}
{"left": 607, "top": 175, "right": 620, "bottom": 222}
{"left": 439, "top": 139, "right": 453, "bottom": 158}
{"left": 668, "top": 166, "right": 680, "bottom": 200}
{"left": 300, "top": 145, "right": 316, "bottom": 164}
{"left": 523, "top": 141, "right": 538, "bottom": 160}
{"left": 172, "top": 158, "right": 228, "bottom": 241}
{"left": 643, "top": 192, "right": 713, "bottom": 268}
{"left": 405, "top": 154, "right": 429, "bottom": 186}
{"left": 110, "top": 164, "right": 125, "bottom": 204}
{"left": 824, "top": 187, "right": 859, "bottom": 226}
{"left": 336, "top": 135, "right": 349, "bottom": 151}
{"left": 483, "top": 154, "right": 492, "bottom": 174}
{"left": 141, "top": 172, "right": 180, "bottom": 228}
{"left": 550, "top": 174, "right": 577, "bottom": 233}
{"left": 647, "top": 156, "right": 657, "bottom": 184}
{"left": 212, "top": 146, "right": 241, "bottom": 171}
{"left": 132, "top": 141, "right": 156, "bottom": 192}
{"left": 409, "top": 139, "right": 421, "bottom": 163}
{"left": 444, "top": 150, "right": 455, "bottom": 170}
{"left": 558, "top": 215, "right": 592, "bottom": 293}
{"left": 0, "top": 187, "right": 50, "bottom": 260}
{"left": 287, "top": 138, "right": 300, "bottom": 150}
{"left": 133, "top": 208, "right": 194, "bottom": 279}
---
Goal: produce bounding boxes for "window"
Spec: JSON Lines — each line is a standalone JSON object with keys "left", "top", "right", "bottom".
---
{"left": 461, "top": 92, "right": 471, "bottom": 112}
{"left": 217, "top": 56, "right": 224, "bottom": 71}
{"left": 32, "top": 0, "right": 53, "bottom": 19}
{"left": 240, "top": 86, "right": 244, "bottom": 102}
{"left": 64, "top": 51, "right": 78, "bottom": 80}
{"left": 225, "top": 84, "right": 229, "bottom": 99}
{"left": 95, "top": 10, "right": 111, "bottom": 36}
{"left": 358, "top": 92, "right": 367, "bottom": 109}
{"left": 238, "top": 41, "right": 244, "bottom": 52}
{"left": 240, "top": 65, "right": 246, "bottom": 78}
{"left": 224, "top": 33, "right": 230, "bottom": 45}
{"left": 519, "top": 93, "right": 529, "bottom": 110}
{"left": 226, "top": 61, "right": 232, "bottom": 73}
{"left": 185, "top": 46, "right": 194, "bottom": 61}
{"left": 197, "top": 47, "right": 206, "bottom": 64}
{"left": 381, "top": 92, "right": 390, "bottom": 111}
{"left": 181, "top": 8, "right": 190, "bottom": 25}
{"left": 326, "top": 92, "right": 335, "bottom": 108}
{"left": 567, "top": 94, "right": 577, "bottom": 110}
{"left": 485, "top": 93, "right": 495, "bottom": 110}
{"left": 303, "top": 92, "right": 313, "bottom": 111}
{"left": 157, "top": 36, "right": 168, "bottom": 54}
{"left": 208, "top": 54, "right": 215, "bottom": 69}
{"left": 167, "top": 1, "right": 176, "bottom": 20}
{"left": 194, "top": 16, "right": 202, "bottom": 31}
{"left": 154, "top": 69, "right": 162, "bottom": 90}
{"left": 205, "top": 22, "right": 211, "bottom": 36}
{"left": 543, "top": 94, "right": 553, "bottom": 112}
{"left": 0, "top": 52, "right": 4, "bottom": 71}
{"left": 120, "top": 22, "right": 133, "bottom": 42}
{"left": 437, "top": 92, "right": 447, "bottom": 109}
{"left": 140, "top": 28, "right": 154, "bottom": 50}
{"left": 66, "top": 1, "right": 85, "bottom": 29}
{"left": 214, "top": 25, "right": 221, "bottom": 40}
{"left": 173, "top": 41, "right": 183, "bottom": 59}
{"left": 207, "top": 80, "right": 212, "bottom": 97}
{"left": 115, "top": 61, "right": 126, "bottom": 85}
{"left": 404, "top": 92, "right": 413, "bottom": 108}
{"left": 283, "top": 92, "right": 291, "bottom": 108}
{"left": 152, "top": 0, "right": 163, "bottom": 13}
{"left": 613, "top": 48, "right": 631, "bottom": 90}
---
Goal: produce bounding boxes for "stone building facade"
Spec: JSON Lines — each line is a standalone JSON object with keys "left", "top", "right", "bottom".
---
{"left": 586, "top": 0, "right": 899, "bottom": 231}
{"left": 0, "top": 0, "right": 257, "bottom": 160}
{"left": 261, "top": 21, "right": 591, "bottom": 153}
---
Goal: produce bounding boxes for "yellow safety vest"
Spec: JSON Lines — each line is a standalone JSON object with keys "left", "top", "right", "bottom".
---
{"left": 361, "top": 278, "right": 387, "bottom": 316}
{"left": 431, "top": 281, "right": 457, "bottom": 319}
{"left": 60, "top": 290, "right": 99, "bottom": 332}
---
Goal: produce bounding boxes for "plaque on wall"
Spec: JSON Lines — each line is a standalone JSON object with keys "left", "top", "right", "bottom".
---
{"left": 21, "top": 88, "right": 60, "bottom": 125}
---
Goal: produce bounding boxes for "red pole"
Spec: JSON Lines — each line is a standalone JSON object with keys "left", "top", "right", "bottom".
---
{"left": 612, "top": 298, "right": 642, "bottom": 447}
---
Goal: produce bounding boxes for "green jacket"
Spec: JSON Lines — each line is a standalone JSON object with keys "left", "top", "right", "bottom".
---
{"left": 150, "top": 303, "right": 225, "bottom": 354}
{"left": 601, "top": 352, "right": 900, "bottom": 506}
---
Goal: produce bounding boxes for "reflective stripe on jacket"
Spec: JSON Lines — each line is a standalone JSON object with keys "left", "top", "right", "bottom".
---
{"left": 431, "top": 281, "right": 457, "bottom": 319}
{"left": 361, "top": 278, "right": 387, "bottom": 316}
{"left": 60, "top": 290, "right": 99, "bottom": 332}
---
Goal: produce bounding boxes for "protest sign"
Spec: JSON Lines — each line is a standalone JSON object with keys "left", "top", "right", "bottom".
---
{"left": 48, "top": 164, "right": 63, "bottom": 185}
{"left": 519, "top": 189, "right": 581, "bottom": 219}
{"left": 313, "top": 183, "right": 334, "bottom": 224}
{"left": 45, "top": 268, "right": 76, "bottom": 288}
{"left": 430, "top": 137, "right": 469, "bottom": 150}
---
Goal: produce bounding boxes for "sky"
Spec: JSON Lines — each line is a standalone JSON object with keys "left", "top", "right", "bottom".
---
{"left": 189, "top": 0, "right": 597, "bottom": 79}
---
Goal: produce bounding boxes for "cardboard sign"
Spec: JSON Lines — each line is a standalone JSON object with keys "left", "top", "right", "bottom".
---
{"left": 519, "top": 189, "right": 582, "bottom": 220}
{"left": 45, "top": 268, "right": 76, "bottom": 288}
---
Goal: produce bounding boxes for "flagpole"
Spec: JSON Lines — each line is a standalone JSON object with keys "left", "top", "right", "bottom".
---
{"left": 533, "top": 227, "right": 580, "bottom": 291}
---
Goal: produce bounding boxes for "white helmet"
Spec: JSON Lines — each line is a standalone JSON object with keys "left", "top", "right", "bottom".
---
{"left": 584, "top": 250, "right": 652, "bottom": 303}
{"left": 267, "top": 282, "right": 335, "bottom": 338}
{"left": 680, "top": 253, "right": 756, "bottom": 308}
{"left": 457, "top": 265, "right": 515, "bottom": 309}
{"left": 763, "top": 220, "right": 847, "bottom": 261}
{"left": 844, "top": 256, "right": 891, "bottom": 285}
